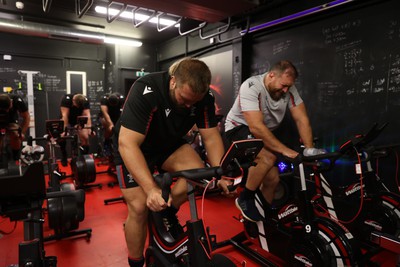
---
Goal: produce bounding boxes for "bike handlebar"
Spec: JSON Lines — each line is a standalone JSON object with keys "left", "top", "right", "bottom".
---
{"left": 154, "top": 161, "right": 254, "bottom": 202}
{"left": 284, "top": 142, "right": 399, "bottom": 173}
{"left": 362, "top": 143, "right": 400, "bottom": 161}
{"left": 157, "top": 166, "right": 223, "bottom": 181}
{"left": 281, "top": 151, "right": 343, "bottom": 172}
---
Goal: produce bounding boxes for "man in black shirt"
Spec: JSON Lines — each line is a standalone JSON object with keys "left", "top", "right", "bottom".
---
{"left": 0, "top": 93, "right": 30, "bottom": 161}
{"left": 99, "top": 92, "right": 124, "bottom": 152}
{"left": 59, "top": 93, "right": 92, "bottom": 166}
{"left": 115, "top": 58, "right": 231, "bottom": 267}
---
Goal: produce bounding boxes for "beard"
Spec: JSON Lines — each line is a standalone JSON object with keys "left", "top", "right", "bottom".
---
{"left": 269, "top": 89, "right": 286, "bottom": 101}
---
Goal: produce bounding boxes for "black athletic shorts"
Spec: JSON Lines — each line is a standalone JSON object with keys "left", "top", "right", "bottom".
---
{"left": 116, "top": 139, "right": 187, "bottom": 189}
{"left": 225, "top": 125, "right": 297, "bottom": 149}
{"left": 225, "top": 125, "right": 255, "bottom": 143}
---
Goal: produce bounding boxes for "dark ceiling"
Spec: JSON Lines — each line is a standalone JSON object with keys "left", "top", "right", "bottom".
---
{"left": 0, "top": 0, "right": 266, "bottom": 44}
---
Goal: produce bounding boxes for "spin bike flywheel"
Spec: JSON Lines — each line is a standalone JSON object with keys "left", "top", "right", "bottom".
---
{"left": 71, "top": 154, "right": 96, "bottom": 187}
{"left": 47, "top": 183, "right": 85, "bottom": 234}
{"left": 288, "top": 217, "right": 361, "bottom": 267}
{"left": 361, "top": 194, "right": 400, "bottom": 240}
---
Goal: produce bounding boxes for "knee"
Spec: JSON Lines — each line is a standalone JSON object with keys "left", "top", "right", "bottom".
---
{"left": 79, "top": 135, "right": 89, "bottom": 145}
{"left": 257, "top": 152, "right": 276, "bottom": 168}
{"left": 127, "top": 200, "right": 148, "bottom": 220}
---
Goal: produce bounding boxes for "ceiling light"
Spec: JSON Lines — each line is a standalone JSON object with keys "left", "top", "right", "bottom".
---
{"left": 104, "top": 36, "right": 142, "bottom": 47}
{"left": 16, "top": 1, "right": 24, "bottom": 9}
{"left": 95, "top": 6, "right": 179, "bottom": 27}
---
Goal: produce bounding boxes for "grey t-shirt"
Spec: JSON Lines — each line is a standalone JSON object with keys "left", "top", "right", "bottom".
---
{"left": 225, "top": 73, "right": 303, "bottom": 132}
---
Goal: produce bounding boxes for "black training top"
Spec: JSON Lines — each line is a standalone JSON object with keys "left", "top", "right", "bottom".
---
{"left": 6, "top": 94, "right": 29, "bottom": 123}
{"left": 60, "top": 94, "right": 90, "bottom": 126}
{"left": 116, "top": 71, "right": 218, "bottom": 154}
{"left": 100, "top": 93, "right": 124, "bottom": 124}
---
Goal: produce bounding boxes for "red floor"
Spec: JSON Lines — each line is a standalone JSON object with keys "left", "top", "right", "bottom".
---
{"left": 1, "top": 160, "right": 399, "bottom": 266}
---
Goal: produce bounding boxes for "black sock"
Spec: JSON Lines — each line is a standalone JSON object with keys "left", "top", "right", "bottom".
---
{"left": 128, "top": 256, "right": 144, "bottom": 267}
{"left": 240, "top": 187, "right": 257, "bottom": 200}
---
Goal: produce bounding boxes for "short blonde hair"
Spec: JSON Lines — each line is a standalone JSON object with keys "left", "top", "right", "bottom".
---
{"left": 271, "top": 60, "right": 298, "bottom": 79}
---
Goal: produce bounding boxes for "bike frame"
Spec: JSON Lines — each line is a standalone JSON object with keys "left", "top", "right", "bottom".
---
{"left": 145, "top": 139, "right": 264, "bottom": 267}
{"left": 311, "top": 142, "right": 400, "bottom": 253}
{"left": 228, "top": 153, "right": 362, "bottom": 266}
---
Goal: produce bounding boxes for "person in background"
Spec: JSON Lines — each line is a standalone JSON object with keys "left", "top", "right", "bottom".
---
{"left": 225, "top": 60, "right": 324, "bottom": 222}
{"left": 59, "top": 93, "right": 92, "bottom": 166}
{"left": 99, "top": 92, "right": 124, "bottom": 153}
{"left": 114, "top": 57, "right": 233, "bottom": 267}
{"left": 0, "top": 93, "right": 30, "bottom": 161}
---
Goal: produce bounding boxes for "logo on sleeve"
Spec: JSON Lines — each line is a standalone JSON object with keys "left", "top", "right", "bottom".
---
{"left": 143, "top": 86, "right": 153, "bottom": 95}
{"left": 248, "top": 81, "right": 254, "bottom": 87}
{"left": 165, "top": 109, "right": 171, "bottom": 117}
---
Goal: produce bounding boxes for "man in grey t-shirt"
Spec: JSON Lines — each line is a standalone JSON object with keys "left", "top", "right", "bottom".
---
{"left": 225, "top": 60, "right": 317, "bottom": 222}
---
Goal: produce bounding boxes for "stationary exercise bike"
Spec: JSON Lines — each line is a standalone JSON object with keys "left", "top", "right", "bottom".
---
{"left": 226, "top": 150, "right": 363, "bottom": 266}
{"left": 43, "top": 119, "right": 92, "bottom": 241}
{"left": 145, "top": 139, "right": 264, "bottom": 267}
{"left": 68, "top": 116, "right": 101, "bottom": 190}
{"left": 306, "top": 123, "right": 400, "bottom": 258}
{"left": 0, "top": 161, "right": 57, "bottom": 267}
{"left": 0, "top": 159, "right": 94, "bottom": 267}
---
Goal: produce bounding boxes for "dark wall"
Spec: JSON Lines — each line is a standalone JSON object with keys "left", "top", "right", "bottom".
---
{"left": 156, "top": 0, "right": 400, "bottom": 149}
{"left": 246, "top": 0, "right": 400, "bottom": 149}
{"left": 156, "top": 26, "right": 224, "bottom": 63}
{"left": 240, "top": 0, "right": 400, "bottom": 190}
{"left": 155, "top": 0, "right": 400, "bottom": 191}
{"left": 0, "top": 33, "right": 106, "bottom": 138}
{"left": 0, "top": 32, "right": 156, "bottom": 139}
{"left": 112, "top": 43, "right": 157, "bottom": 96}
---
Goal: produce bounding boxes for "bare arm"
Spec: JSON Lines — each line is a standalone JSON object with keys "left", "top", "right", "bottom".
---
{"left": 119, "top": 126, "right": 166, "bottom": 211}
{"left": 19, "top": 110, "right": 30, "bottom": 137}
{"left": 289, "top": 102, "right": 313, "bottom": 148}
{"left": 199, "top": 126, "right": 233, "bottom": 194}
{"left": 244, "top": 110, "right": 298, "bottom": 158}
{"left": 60, "top": 106, "right": 70, "bottom": 130}
{"left": 100, "top": 105, "right": 113, "bottom": 128}
{"left": 198, "top": 127, "right": 225, "bottom": 167}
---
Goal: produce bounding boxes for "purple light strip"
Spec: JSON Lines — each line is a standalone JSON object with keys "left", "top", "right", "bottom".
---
{"left": 245, "top": 0, "right": 353, "bottom": 34}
